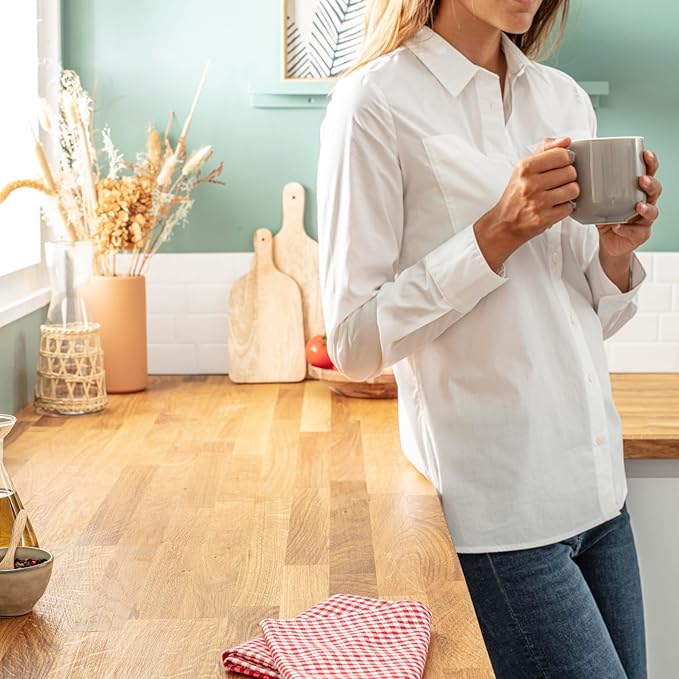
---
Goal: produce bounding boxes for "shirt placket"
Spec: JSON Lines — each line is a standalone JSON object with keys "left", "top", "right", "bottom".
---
{"left": 476, "top": 74, "right": 510, "bottom": 160}
{"left": 544, "top": 226, "right": 618, "bottom": 515}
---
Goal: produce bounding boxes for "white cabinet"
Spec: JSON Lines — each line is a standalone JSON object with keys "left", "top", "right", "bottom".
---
{"left": 625, "top": 460, "right": 679, "bottom": 679}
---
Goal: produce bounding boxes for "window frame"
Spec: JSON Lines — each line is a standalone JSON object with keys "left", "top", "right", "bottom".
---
{"left": 0, "top": 0, "right": 60, "bottom": 328}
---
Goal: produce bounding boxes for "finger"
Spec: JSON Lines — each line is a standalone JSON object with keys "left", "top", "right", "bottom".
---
{"left": 643, "top": 149, "right": 659, "bottom": 176}
{"left": 535, "top": 164, "right": 578, "bottom": 191}
{"left": 538, "top": 136, "right": 571, "bottom": 153}
{"left": 544, "top": 202, "right": 574, "bottom": 225}
{"left": 634, "top": 201, "right": 659, "bottom": 222}
{"left": 639, "top": 175, "right": 662, "bottom": 203}
{"left": 523, "top": 146, "right": 574, "bottom": 174}
{"left": 612, "top": 223, "right": 651, "bottom": 243}
{"left": 544, "top": 182, "right": 580, "bottom": 207}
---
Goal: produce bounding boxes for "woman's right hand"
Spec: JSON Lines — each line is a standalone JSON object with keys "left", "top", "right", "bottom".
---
{"left": 474, "top": 137, "right": 579, "bottom": 272}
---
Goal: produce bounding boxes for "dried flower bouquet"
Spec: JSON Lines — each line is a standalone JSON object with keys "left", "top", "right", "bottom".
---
{"left": 0, "top": 64, "right": 223, "bottom": 276}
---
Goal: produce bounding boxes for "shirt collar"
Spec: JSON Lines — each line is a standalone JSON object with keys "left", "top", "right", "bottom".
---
{"left": 406, "top": 26, "right": 531, "bottom": 97}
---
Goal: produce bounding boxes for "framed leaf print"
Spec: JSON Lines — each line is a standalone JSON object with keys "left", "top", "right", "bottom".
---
{"left": 283, "top": 0, "right": 367, "bottom": 80}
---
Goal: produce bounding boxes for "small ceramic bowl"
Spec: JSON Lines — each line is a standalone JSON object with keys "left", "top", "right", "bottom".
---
{"left": 0, "top": 546, "right": 54, "bottom": 616}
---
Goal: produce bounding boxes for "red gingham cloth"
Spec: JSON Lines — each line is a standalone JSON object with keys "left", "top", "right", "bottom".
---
{"left": 222, "top": 594, "right": 432, "bottom": 679}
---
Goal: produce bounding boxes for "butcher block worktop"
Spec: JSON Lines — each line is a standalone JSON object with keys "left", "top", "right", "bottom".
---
{"left": 611, "top": 373, "right": 679, "bottom": 458}
{"left": 2, "top": 373, "right": 674, "bottom": 677}
{"left": 2, "top": 377, "right": 493, "bottom": 678}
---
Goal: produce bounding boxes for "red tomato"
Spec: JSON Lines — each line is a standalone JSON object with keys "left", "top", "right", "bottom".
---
{"left": 306, "top": 335, "right": 334, "bottom": 369}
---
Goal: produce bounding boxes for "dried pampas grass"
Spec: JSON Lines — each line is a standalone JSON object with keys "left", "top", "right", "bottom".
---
{"left": 0, "top": 63, "right": 223, "bottom": 277}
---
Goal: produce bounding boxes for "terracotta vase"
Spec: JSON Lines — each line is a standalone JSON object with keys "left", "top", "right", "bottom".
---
{"left": 85, "top": 275, "right": 148, "bottom": 393}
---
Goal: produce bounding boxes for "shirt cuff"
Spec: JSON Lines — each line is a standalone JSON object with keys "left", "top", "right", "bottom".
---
{"left": 424, "top": 224, "right": 508, "bottom": 314}
{"left": 587, "top": 252, "right": 646, "bottom": 310}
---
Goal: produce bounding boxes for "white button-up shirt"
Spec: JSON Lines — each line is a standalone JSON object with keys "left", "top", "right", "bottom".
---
{"left": 316, "top": 26, "right": 645, "bottom": 552}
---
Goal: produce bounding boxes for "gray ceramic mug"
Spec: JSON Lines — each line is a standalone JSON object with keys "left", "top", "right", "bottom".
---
{"left": 568, "top": 136, "right": 646, "bottom": 225}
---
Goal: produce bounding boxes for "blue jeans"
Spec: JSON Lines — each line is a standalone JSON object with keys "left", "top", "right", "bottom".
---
{"left": 457, "top": 503, "right": 646, "bottom": 678}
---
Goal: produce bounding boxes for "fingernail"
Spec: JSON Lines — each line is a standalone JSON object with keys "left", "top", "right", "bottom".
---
{"left": 567, "top": 150, "right": 575, "bottom": 163}
{"left": 639, "top": 203, "right": 649, "bottom": 214}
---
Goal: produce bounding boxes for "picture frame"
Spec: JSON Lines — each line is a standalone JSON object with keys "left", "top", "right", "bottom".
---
{"left": 282, "top": 0, "right": 367, "bottom": 81}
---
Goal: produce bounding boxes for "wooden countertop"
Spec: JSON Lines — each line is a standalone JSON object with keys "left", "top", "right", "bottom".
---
{"left": 611, "top": 373, "right": 679, "bottom": 459}
{"left": 2, "top": 377, "right": 494, "bottom": 678}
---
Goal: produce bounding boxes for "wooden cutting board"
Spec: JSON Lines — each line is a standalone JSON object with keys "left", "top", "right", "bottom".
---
{"left": 272, "top": 182, "right": 325, "bottom": 342}
{"left": 228, "top": 228, "right": 306, "bottom": 383}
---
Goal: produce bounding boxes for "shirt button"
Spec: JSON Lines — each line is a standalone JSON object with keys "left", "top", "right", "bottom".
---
{"left": 595, "top": 435, "right": 606, "bottom": 446}
{"left": 551, "top": 251, "right": 560, "bottom": 265}
{"left": 569, "top": 314, "right": 577, "bottom": 326}
{"left": 587, "top": 374, "right": 594, "bottom": 384}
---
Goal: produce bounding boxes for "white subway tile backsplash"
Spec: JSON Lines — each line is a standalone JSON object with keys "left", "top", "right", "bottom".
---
{"left": 147, "top": 314, "right": 175, "bottom": 344}
{"left": 637, "top": 284, "right": 673, "bottom": 312}
{"left": 659, "top": 315, "right": 679, "bottom": 342}
{"left": 608, "top": 343, "right": 679, "bottom": 372}
{"left": 139, "top": 252, "right": 679, "bottom": 375}
{"left": 147, "top": 344, "right": 196, "bottom": 374}
{"left": 653, "top": 253, "right": 677, "bottom": 283}
{"left": 196, "top": 344, "right": 229, "bottom": 374}
{"left": 174, "top": 314, "right": 228, "bottom": 344}
{"left": 147, "top": 285, "right": 188, "bottom": 314}
{"left": 188, "top": 285, "right": 230, "bottom": 314}
{"left": 610, "top": 314, "right": 658, "bottom": 342}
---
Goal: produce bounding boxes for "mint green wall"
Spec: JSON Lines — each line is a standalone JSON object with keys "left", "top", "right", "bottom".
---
{"left": 547, "top": 0, "right": 678, "bottom": 250}
{"left": 0, "top": 307, "right": 45, "bottom": 415}
{"left": 60, "top": 0, "right": 677, "bottom": 251}
{"left": 61, "top": 0, "right": 326, "bottom": 253}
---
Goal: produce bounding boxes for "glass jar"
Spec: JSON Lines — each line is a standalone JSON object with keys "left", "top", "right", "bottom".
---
{"left": 34, "top": 241, "right": 107, "bottom": 415}
{"left": 44, "top": 240, "right": 93, "bottom": 328}
{"left": 0, "top": 415, "right": 38, "bottom": 548}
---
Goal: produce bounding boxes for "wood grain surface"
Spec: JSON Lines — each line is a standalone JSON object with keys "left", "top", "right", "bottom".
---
{"left": 228, "top": 228, "right": 306, "bottom": 383}
{"left": 272, "top": 183, "right": 325, "bottom": 342}
{"left": 611, "top": 373, "right": 679, "bottom": 458}
{"left": 1, "top": 377, "right": 494, "bottom": 678}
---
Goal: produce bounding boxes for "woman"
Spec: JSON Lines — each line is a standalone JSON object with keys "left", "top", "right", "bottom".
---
{"left": 317, "top": 1, "right": 662, "bottom": 677}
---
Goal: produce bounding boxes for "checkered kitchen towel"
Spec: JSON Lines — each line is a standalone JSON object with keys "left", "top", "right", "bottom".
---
{"left": 222, "top": 594, "right": 432, "bottom": 679}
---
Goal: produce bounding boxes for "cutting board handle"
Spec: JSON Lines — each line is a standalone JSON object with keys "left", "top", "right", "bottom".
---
{"left": 254, "top": 228, "right": 275, "bottom": 273}
{"left": 281, "top": 182, "right": 305, "bottom": 234}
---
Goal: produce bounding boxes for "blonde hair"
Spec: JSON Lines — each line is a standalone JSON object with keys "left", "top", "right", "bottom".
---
{"left": 345, "top": 0, "right": 570, "bottom": 76}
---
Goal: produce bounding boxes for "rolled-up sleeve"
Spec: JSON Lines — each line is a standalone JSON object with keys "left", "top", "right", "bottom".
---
{"left": 586, "top": 249, "right": 646, "bottom": 338}
{"left": 316, "top": 76, "right": 507, "bottom": 381}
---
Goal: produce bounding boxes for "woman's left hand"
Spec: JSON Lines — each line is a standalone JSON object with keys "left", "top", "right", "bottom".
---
{"left": 597, "top": 149, "right": 662, "bottom": 257}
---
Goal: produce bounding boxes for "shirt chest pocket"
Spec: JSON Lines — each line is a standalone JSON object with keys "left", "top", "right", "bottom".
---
{"left": 423, "top": 134, "right": 513, "bottom": 233}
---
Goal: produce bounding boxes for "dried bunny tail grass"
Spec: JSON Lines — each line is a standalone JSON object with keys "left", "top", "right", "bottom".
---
{"left": 101, "top": 126, "right": 125, "bottom": 179}
{"left": 182, "top": 145, "right": 213, "bottom": 176}
{"left": 157, "top": 151, "right": 178, "bottom": 188}
{"left": 147, "top": 127, "right": 162, "bottom": 169}
{"left": 0, "top": 179, "right": 55, "bottom": 204}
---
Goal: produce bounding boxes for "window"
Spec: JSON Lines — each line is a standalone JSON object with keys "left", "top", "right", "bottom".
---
{"left": 0, "top": 1, "right": 40, "bottom": 276}
{"left": 0, "top": 1, "right": 58, "bottom": 327}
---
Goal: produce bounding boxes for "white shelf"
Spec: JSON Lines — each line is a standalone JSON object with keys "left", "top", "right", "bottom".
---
{"left": 249, "top": 79, "right": 610, "bottom": 109}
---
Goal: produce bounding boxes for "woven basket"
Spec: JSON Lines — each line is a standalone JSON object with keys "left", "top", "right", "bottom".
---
{"left": 34, "top": 323, "right": 107, "bottom": 416}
